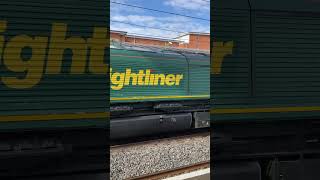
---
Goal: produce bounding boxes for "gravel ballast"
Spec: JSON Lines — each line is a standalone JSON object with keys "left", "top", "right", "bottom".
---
{"left": 110, "top": 134, "right": 210, "bottom": 180}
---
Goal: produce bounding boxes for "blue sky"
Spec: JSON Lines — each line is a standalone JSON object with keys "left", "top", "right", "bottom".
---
{"left": 110, "top": 0, "right": 210, "bottom": 39}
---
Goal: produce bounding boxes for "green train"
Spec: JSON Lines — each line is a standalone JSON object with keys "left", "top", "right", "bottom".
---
{"left": 212, "top": 0, "right": 320, "bottom": 179}
{"left": 110, "top": 42, "right": 210, "bottom": 139}
{"left": 0, "top": 0, "right": 108, "bottom": 177}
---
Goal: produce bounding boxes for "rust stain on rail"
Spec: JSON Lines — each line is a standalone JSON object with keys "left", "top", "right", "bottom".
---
{"left": 129, "top": 161, "right": 210, "bottom": 180}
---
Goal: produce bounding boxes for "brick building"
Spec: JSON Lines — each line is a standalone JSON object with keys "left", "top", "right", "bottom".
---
{"left": 110, "top": 30, "right": 126, "bottom": 42}
{"left": 110, "top": 30, "right": 210, "bottom": 51}
{"left": 174, "top": 32, "right": 210, "bottom": 50}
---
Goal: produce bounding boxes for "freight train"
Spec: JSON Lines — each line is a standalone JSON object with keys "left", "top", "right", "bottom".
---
{"left": 0, "top": 0, "right": 108, "bottom": 177}
{"left": 110, "top": 41, "right": 210, "bottom": 139}
{"left": 212, "top": 0, "right": 320, "bottom": 179}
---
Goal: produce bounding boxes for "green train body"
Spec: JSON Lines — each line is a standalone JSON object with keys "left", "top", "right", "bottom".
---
{"left": 0, "top": 1, "right": 108, "bottom": 130}
{"left": 110, "top": 43, "right": 210, "bottom": 139}
{"left": 110, "top": 43, "right": 210, "bottom": 103}
{"left": 0, "top": 0, "right": 108, "bottom": 176}
{"left": 213, "top": 0, "right": 320, "bottom": 122}
{"left": 213, "top": 0, "right": 320, "bottom": 178}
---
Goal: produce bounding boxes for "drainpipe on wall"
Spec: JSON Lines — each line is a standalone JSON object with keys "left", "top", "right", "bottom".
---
{"left": 196, "top": 35, "right": 199, "bottom": 50}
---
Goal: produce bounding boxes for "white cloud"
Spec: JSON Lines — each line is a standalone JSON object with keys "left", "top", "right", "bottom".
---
{"left": 110, "top": 0, "right": 142, "bottom": 15}
{"left": 110, "top": 0, "right": 209, "bottom": 39}
{"left": 112, "top": 15, "right": 155, "bottom": 23}
{"left": 111, "top": 14, "right": 209, "bottom": 39}
{"left": 164, "top": 0, "right": 210, "bottom": 11}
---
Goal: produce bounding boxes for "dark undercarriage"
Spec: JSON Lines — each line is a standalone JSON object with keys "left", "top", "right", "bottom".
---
{"left": 110, "top": 99, "right": 210, "bottom": 140}
{"left": 0, "top": 128, "right": 107, "bottom": 178}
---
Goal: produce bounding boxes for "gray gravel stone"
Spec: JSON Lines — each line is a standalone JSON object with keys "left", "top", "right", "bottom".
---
{"left": 110, "top": 135, "right": 210, "bottom": 180}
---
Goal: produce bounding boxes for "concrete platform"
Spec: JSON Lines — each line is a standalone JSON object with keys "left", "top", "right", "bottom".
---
{"left": 164, "top": 168, "right": 210, "bottom": 180}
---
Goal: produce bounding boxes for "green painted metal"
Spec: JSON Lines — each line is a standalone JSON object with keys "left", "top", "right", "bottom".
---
{"left": 212, "top": 0, "right": 320, "bottom": 122}
{"left": 110, "top": 44, "right": 210, "bottom": 103}
{"left": 0, "top": 0, "right": 108, "bottom": 130}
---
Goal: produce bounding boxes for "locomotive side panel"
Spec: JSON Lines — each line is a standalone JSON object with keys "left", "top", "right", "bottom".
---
{"left": 188, "top": 53, "right": 210, "bottom": 97}
{"left": 0, "top": 0, "right": 108, "bottom": 129}
{"left": 0, "top": 0, "right": 108, "bottom": 176}
{"left": 212, "top": 0, "right": 320, "bottom": 122}
{"left": 111, "top": 49, "right": 192, "bottom": 103}
{"left": 252, "top": 0, "right": 320, "bottom": 120}
{"left": 212, "top": 0, "right": 252, "bottom": 121}
{"left": 110, "top": 47, "right": 210, "bottom": 139}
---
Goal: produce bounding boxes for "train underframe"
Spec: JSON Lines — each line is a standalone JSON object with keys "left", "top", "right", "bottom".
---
{"left": 212, "top": 120, "right": 320, "bottom": 180}
{"left": 0, "top": 128, "right": 107, "bottom": 178}
{"left": 110, "top": 99, "right": 210, "bottom": 140}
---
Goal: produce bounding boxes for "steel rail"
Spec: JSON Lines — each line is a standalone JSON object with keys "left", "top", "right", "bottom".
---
{"left": 128, "top": 161, "right": 210, "bottom": 180}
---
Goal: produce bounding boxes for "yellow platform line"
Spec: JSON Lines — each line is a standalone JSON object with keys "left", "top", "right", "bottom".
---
{"left": 211, "top": 106, "right": 320, "bottom": 114}
{"left": 0, "top": 112, "right": 109, "bottom": 122}
{"left": 111, "top": 95, "right": 210, "bottom": 101}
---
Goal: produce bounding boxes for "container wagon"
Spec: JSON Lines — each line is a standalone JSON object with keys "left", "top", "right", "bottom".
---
{"left": 212, "top": 0, "right": 320, "bottom": 179}
{"left": 0, "top": 0, "right": 108, "bottom": 177}
{"left": 110, "top": 42, "right": 210, "bottom": 139}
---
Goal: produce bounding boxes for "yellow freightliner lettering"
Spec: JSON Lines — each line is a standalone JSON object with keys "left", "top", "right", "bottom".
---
{"left": 0, "top": 20, "right": 109, "bottom": 89}
{"left": 87, "top": 27, "right": 109, "bottom": 74}
{"left": 46, "top": 23, "right": 87, "bottom": 74}
{"left": 110, "top": 68, "right": 184, "bottom": 90}
{"left": 212, "top": 41, "right": 234, "bottom": 74}
{"left": 3, "top": 35, "right": 48, "bottom": 88}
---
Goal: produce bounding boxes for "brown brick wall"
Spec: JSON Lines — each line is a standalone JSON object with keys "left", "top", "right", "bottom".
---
{"left": 110, "top": 32, "right": 126, "bottom": 42}
{"left": 178, "top": 34, "right": 210, "bottom": 50}
{"left": 110, "top": 31, "right": 209, "bottom": 50}
{"left": 125, "top": 36, "right": 179, "bottom": 47}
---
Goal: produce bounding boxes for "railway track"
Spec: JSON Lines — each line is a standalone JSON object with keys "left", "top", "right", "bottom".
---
{"left": 128, "top": 161, "right": 210, "bottom": 180}
{"left": 110, "top": 131, "right": 210, "bottom": 180}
